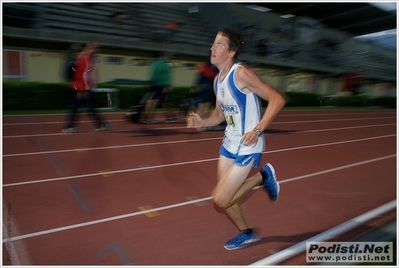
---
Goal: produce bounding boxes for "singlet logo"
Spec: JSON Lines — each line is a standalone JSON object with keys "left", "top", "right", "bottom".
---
{"left": 221, "top": 105, "right": 238, "bottom": 114}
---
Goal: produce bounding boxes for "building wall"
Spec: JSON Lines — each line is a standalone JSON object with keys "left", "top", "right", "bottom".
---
{"left": 28, "top": 51, "right": 65, "bottom": 83}
{"left": 3, "top": 48, "right": 396, "bottom": 97}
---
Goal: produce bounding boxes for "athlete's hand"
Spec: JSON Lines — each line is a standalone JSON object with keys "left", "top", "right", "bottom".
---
{"left": 241, "top": 131, "right": 259, "bottom": 147}
{"left": 186, "top": 112, "right": 204, "bottom": 129}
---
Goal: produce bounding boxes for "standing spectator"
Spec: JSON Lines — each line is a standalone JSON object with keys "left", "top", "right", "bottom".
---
{"left": 187, "top": 28, "right": 286, "bottom": 250}
{"left": 143, "top": 52, "right": 176, "bottom": 124}
{"left": 62, "top": 42, "right": 110, "bottom": 133}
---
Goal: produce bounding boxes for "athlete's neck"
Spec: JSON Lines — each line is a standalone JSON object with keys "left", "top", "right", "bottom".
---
{"left": 219, "top": 62, "right": 234, "bottom": 81}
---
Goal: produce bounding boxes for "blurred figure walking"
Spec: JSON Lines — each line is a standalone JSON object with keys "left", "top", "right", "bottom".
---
{"left": 193, "top": 59, "right": 218, "bottom": 118}
{"left": 192, "top": 59, "right": 225, "bottom": 131}
{"left": 63, "top": 42, "right": 110, "bottom": 133}
{"left": 143, "top": 52, "right": 177, "bottom": 124}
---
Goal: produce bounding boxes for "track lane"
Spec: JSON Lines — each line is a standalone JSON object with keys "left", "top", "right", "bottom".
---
{"left": 2, "top": 110, "right": 396, "bottom": 265}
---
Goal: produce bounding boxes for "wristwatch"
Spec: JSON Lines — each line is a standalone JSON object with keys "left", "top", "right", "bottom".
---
{"left": 254, "top": 128, "right": 262, "bottom": 136}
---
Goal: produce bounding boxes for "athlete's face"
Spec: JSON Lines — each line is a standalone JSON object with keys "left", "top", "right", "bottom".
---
{"left": 210, "top": 33, "right": 235, "bottom": 67}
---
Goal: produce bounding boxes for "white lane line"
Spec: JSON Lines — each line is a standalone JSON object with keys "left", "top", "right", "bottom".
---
{"left": 272, "top": 116, "right": 396, "bottom": 125}
{"left": 3, "top": 135, "right": 395, "bottom": 187}
{"left": 250, "top": 200, "right": 397, "bottom": 266}
{"left": 3, "top": 137, "right": 222, "bottom": 157}
{"left": 2, "top": 196, "right": 213, "bottom": 243}
{"left": 3, "top": 116, "right": 396, "bottom": 138}
{"left": 2, "top": 154, "right": 395, "bottom": 243}
{"left": 3, "top": 119, "right": 122, "bottom": 126}
{"left": 3, "top": 158, "right": 219, "bottom": 187}
{"left": 277, "top": 111, "right": 396, "bottom": 117}
{"left": 254, "top": 154, "right": 395, "bottom": 189}
{"left": 3, "top": 111, "right": 395, "bottom": 124}
{"left": 2, "top": 125, "right": 185, "bottom": 139}
{"left": 3, "top": 123, "right": 396, "bottom": 157}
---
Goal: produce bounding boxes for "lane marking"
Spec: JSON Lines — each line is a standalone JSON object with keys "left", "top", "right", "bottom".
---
{"left": 94, "top": 243, "right": 133, "bottom": 265}
{"left": 186, "top": 196, "right": 210, "bottom": 206}
{"left": 2, "top": 154, "right": 395, "bottom": 243}
{"left": 250, "top": 200, "right": 397, "bottom": 266}
{"left": 138, "top": 205, "right": 161, "bottom": 217}
{"left": 3, "top": 119, "right": 121, "bottom": 126}
{"left": 75, "top": 148, "right": 89, "bottom": 153}
{"left": 3, "top": 116, "right": 396, "bottom": 139}
{"left": 45, "top": 156, "right": 68, "bottom": 174}
{"left": 3, "top": 123, "right": 395, "bottom": 157}
{"left": 3, "top": 134, "right": 395, "bottom": 187}
{"left": 66, "top": 184, "right": 91, "bottom": 213}
{"left": 98, "top": 170, "right": 115, "bottom": 177}
{"left": 254, "top": 154, "right": 395, "bottom": 188}
{"left": 3, "top": 111, "right": 395, "bottom": 125}
{"left": 3, "top": 137, "right": 222, "bottom": 157}
{"left": 3, "top": 196, "right": 213, "bottom": 242}
{"left": 272, "top": 116, "right": 396, "bottom": 125}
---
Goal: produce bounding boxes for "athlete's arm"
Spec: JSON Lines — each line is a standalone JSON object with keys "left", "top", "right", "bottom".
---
{"left": 236, "top": 66, "right": 286, "bottom": 145}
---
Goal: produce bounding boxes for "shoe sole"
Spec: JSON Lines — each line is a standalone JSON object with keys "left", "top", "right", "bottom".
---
{"left": 264, "top": 163, "right": 279, "bottom": 201}
{"left": 224, "top": 236, "right": 261, "bottom": 250}
{"left": 62, "top": 128, "right": 78, "bottom": 133}
{"left": 95, "top": 123, "right": 115, "bottom": 131}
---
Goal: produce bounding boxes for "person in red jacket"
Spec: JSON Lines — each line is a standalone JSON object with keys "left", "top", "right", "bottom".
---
{"left": 63, "top": 42, "right": 110, "bottom": 133}
{"left": 194, "top": 60, "right": 218, "bottom": 118}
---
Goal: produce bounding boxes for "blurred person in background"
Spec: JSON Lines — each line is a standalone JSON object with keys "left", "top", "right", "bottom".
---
{"left": 63, "top": 42, "right": 110, "bottom": 133}
{"left": 165, "top": 22, "right": 182, "bottom": 42}
{"left": 110, "top": 10, "right": 126, "bottom": 26}
{"left": 187, "top": 28, "right": 286, "bottom": 250}
{"left": 191, "top": 59, "right": 226, "bottom": 131}
{"left": 193, "top": 59, "right": 218, "bottom": 118}
{"left": 143, "top": 52, "right": 177, "bottom": 124}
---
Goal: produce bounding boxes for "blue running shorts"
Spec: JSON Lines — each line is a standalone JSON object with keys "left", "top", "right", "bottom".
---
{"left": 219, "top": 145, "right": 262, "bottom": 168}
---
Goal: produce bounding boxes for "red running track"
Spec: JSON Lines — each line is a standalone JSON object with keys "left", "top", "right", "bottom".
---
{"left": 2, "top": 109, "right": 396, "bottom": 265}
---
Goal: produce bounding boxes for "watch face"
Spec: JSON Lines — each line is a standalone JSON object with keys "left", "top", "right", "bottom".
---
{"left": 255, "top": 129, "right": 262, "bottom": 135}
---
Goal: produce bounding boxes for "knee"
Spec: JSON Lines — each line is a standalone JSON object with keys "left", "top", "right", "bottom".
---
{"left": 213, "top": 195, "right": 230, "bottom": 209}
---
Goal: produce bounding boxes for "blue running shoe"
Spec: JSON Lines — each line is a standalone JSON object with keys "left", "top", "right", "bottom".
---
{"left": 260, "top": 163, "right": 280, "bottom": 201}
{"left": 224, "top": 229, "right": 260, "bottom": 250}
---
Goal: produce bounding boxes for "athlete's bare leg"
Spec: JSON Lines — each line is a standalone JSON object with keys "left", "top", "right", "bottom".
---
{"left": 213, "top": 155, "right": 263, "bottom": 230}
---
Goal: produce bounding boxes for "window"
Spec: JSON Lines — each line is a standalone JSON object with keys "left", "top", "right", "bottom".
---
{"left": 105, "top": 56, "right": 124, "bottom": 65}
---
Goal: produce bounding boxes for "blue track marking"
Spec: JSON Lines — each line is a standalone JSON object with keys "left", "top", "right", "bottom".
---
{"left": 46, "top": 156, "right": 68, "bottom": 174}
{"left": 66, "top": 184, "right": 91, "bottom": 213}
{"left": 37, "top": 136, "right": 68, "bottom": 174}
{"left": 95, "top": 243, "right": 133, "bottom": 265}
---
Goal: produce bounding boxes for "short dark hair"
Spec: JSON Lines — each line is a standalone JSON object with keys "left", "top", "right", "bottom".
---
{"left": 218, "top": 28, "right": 243, "bottom": 60}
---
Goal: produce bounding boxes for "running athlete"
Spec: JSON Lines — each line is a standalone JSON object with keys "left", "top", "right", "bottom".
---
{"left": 187, "top": 28, "right": 286, "bottom": 250}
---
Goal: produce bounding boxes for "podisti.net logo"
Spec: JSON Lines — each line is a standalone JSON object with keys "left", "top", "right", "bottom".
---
{"left": 306, "top": 242, "right": 393, "bottom": 263}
